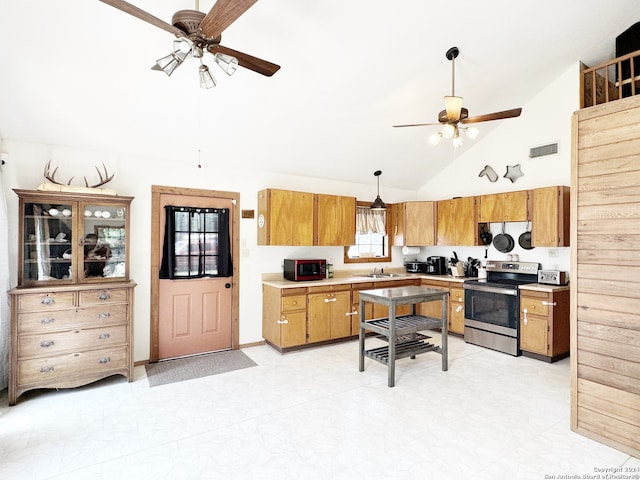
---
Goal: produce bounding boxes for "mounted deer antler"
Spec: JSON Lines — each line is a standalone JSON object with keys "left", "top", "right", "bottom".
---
{"left": 44, "top": 160, "right": 115, "bottom": 188}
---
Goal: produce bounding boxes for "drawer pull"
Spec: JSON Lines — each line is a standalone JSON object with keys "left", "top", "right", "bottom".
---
{"left": 541, "top": 301, "right": 557, "bottom": 307}
{"left": 41, "top": 317, "right": 55, "bottom": 325}
{"left": 523, "top": 308, "right": 528, "bottom": 324}
{"left": 41, "top": 297, "right": 55, "bottom": 305}
{"left": 276, "top": 319, "right": 289, "bottom": 325}
{"left": 98, "top": 357, "right": 111, "bottom": 364}
{"left": 346, "top": 311, "right": 357, "bottom": 316}
{"left": 40, "top": 340, "right": 55, "bottom": 348}
{"left": 40, "top": 366, "right": 55, "bottom": 374}
{"left": 456, "top": 305, "right": 463, "bottom": 313}
{"left": 324, "top": 298, "right": 337, "bottom": 303}
{"left": 98, "top": 312, "right": 111, "bottom": 320}
{"left": 98, "top": 333, "right": 111, "bottom": 340}
{"left": 98, "top": 291, "right": 111, "bottom": 301}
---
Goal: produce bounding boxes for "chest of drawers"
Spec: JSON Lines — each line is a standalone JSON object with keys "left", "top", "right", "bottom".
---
{"left": 8, "top": 282, "right": 135, "bottom": 405}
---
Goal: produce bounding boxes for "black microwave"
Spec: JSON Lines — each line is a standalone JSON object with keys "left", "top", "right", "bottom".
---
{"left": 283, "top": 259, "right": 326, "bottom": 281}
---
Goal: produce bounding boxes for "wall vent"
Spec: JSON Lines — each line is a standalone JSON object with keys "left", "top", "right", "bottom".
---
{"left": 529, "top": 142, "right": 559, "bottom": 159}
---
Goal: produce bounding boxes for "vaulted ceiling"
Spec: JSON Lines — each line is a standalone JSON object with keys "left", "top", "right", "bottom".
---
{"left": 1, "top": 1, "right": 639, "bottom": 190}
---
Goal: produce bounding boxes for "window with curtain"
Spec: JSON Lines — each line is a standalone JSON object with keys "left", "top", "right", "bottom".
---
{"left": 159, "top": 206, "right": 232, "bottom": 279}
{"left": 344, "top": 205, "right": 390, "bottom": 263}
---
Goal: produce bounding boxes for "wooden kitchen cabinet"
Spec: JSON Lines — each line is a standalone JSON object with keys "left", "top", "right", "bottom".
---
{"left": 314, "top": 193, "right": 356, "bottom": 246}
{"left": 531, "top": 186, "right": 570, "bottom": 247}
{"left": 262, "top": 285, "right": 308, "bottom": 350}
{"left": 437, "top": 196, "right": 479, "bottom": 246}
{"left": 9, "top": 189, "right": 135, "bottom": 405}
{"left": 372, "top": 279, "right": 420, "bottom": 319}
{"left": 391, "top": 201, "right": 437, "bottom": 246}
{"left": 478, "top": 190, "right": 530, "bottom": 222}
{"left": 417, "top": 279, "right": 450, "bottom": 320}
{"left": 351, "top": 282, "right": 375, "bottom": 334}
{"left": 449, "top": 286, "right": 465, "bottom": 335}
{"left": 307, "top": 285, "right": 352, "bottom": 342}
{"left": 257, "top": 189, "right": 314, "bottom": 246}
{"left": 519, "top": 288, "right": 570, "bottom": 362}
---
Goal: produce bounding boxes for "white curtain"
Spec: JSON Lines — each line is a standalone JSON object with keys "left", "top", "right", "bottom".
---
{"left": 356, "top": 206, "right": 386, "bottom": 235}
{"left": 0, "top": 166, "right": 9, "bottom": 390}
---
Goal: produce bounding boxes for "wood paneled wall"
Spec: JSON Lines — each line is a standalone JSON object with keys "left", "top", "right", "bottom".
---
{"left": 571, "top": 94, "right": 640, "bottom": 458}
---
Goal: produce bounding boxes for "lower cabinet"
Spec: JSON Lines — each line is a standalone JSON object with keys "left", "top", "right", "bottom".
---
{"left": 262, "top": 285, "right": 307, "bottom": 350}
{"left": 9, "top": 282, "right": 135, "bottom": 406}
{"left": 307, "top": 286, "right": 352, "bottom": 342}
{"left": 519, "top": 288, "right": 570, "bottom": 362}
{"left": 350, "top": 282, "right": 375, "bottom": 334}
{"left": 449, "top": 286, "right": 465, "bottom": 335}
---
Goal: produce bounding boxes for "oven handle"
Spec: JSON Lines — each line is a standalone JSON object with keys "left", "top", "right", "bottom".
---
{"left": 463, "top": 285, "right": 518, "bottom": 296}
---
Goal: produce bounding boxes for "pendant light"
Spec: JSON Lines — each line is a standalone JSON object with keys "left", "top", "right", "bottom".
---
{"left": 370, "top": 170, "right": 387, "bottom": 210}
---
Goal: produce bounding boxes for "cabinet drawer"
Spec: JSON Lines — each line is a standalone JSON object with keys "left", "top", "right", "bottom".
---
{"left": 282, "top": 294, "right": 306, "bottom": 312}
{"left": 79, "top": 288, "right": 128, "bottom": 306}
{"left": 17, "top": 304, "right": 128, "bottom": 334}
{"left": 521, "top": 296, "right": 552, "bottom": 317}
{"left": 17, "top": 291, "right": 76, "bottom": 312}
{"left": 17, "top": 346, "right": 128, "bottom": 386}
{"left": 18, "top": 325, "right": 128, "bottom": 358}
{"left": 450, "top": 287, "right": 465, "bottom": 303}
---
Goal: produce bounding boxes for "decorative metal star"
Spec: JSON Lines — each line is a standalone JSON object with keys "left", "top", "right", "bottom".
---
{"left": 504, "top": 164, "right": 524, "bottom": 183}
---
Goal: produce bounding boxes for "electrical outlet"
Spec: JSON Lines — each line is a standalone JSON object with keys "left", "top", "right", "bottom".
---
{"left": 548, "top": 249, "right": 558, "bottom": 257}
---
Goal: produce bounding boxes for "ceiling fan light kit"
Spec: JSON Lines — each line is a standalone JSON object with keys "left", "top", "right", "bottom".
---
{"left": 99, "top": 0, "right": 280, "bottom": 89}
{"left": 393, "top": 46, "right": 522, "bottom": 148}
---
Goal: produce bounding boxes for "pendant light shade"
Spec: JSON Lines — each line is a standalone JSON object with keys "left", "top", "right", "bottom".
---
{"left": 370, "top": 170, "right": 387, "bottom": 210}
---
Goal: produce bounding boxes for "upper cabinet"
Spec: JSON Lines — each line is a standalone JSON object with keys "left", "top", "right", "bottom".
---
{"left": 15, "top": 189, "right": 133, "bottom": 287}
{"left": 257, "top": 189, "right": 355, "bottom": 246}
{"left": 391, "top": 201, "right": 437, "bottom": 246}
{"left": 437, "top": 196, "right": 479, "bottom": 246}
{"left": 257, "top": 189, "right": 314, "bottom": 246}
{"left": 478, "top": 190, "right": 530, "bottom": 223}
{"left": 531, "top": 186, "right": 570, "bottom": 247}
{"left": 315, "top": 194, "right": 356, "bottom": 246}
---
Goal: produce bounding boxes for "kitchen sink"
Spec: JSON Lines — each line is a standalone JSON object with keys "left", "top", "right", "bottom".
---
{"left": 357, "top": 273, "right": 405, "bottom": 278}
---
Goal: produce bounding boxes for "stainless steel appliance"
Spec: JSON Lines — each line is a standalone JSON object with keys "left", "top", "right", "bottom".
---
{"left": 426, "top": 256, "right": 447, "bottom": 275}
{"left": 283, "top": 259, "right": 326, "bottom": 281}
{"left": 538, "top": 270, "right": 568, "bottom": 285}
{"left": 405, "top": 261, "right": 426, "bottom": 273}
{"left": 463, "top": 261, "right": 540, "bottom": 356}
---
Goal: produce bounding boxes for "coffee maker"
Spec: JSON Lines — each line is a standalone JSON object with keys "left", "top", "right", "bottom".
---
{"left": 426, "top": 256, "right": 447, "bottom": 275}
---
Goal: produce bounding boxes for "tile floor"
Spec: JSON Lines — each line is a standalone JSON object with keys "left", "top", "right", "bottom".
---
{"left": 1, "top": 334, "right": 639, "bottom": 480}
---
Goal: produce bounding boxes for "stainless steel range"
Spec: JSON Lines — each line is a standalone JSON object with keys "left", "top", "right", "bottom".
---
{"left": 463, "top": 261, "right": 540, "bottom": 356}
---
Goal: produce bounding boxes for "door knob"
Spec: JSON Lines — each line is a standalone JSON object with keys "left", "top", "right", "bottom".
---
{"left": 225, "top": 283, "right": 231, "bottom": 288}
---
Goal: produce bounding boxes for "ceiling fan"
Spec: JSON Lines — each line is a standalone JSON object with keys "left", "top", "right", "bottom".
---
{"left": 99, "top": 0, "right": 280, "bottom": 86}
{"left": 393, "top": 47, "right": 522, "bottom": 147}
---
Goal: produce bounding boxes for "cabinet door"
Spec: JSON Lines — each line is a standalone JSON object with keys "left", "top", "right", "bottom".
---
{"left": 404, "top": 201, "right": 436, "bottom": 246}
{"left": 479, "top": 194, "right": 502, "bottom": 223}
{"left": 315, "top": 194, "right": 356, "bottom": 246}
{"left": 520, "top": 313, "right": 549, "bottom": 355}
{"left": 330, "top": 291, "right": 352, "bottom": 339}
{"left": 436, "top": 199, "right": 455, "bottom": 246}
{"left": 281, "top": 311, "right": 308, "bottom": 348}
{"left": 390, "top": 203, "right": 404, "bottom": 247}
{"left": 453, "top": 196, "right": 478, "bottom": 246}
{"left": 307, "top": 293, "right": 333, "bottom": 342}
{"left": 259, "top": 189, "right": 314, "bottom": 246}
{"left": 531, "top": 186, "right": 570, "bottom": 247}
{"left": 450, "top": 302, "right": 465, "bottom": 334}
{"left": 503, "top": 190, "right": 530, "bottom": 221}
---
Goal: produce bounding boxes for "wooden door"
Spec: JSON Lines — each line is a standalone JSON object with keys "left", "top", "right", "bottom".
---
{"left": 436, "top": 199, "right": 455, "bottom": 245}
{"left": 404, "top": 201, "right": 436, "bottom": 246}
{"left": 453, "top": 196, "right": 478, "bottom": 246}
{"left": 152, "top": 188, "right": 237, "bottom": 361}
{"left": 503, "top": 190, "right": 530, "bottom": 221}
{"left": 315, "top": 194, "right": 356, "bottom": 246}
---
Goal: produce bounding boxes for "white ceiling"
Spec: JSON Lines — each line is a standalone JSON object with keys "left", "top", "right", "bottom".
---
{"left": 1, "top": 1, "right": 639, "bottom": 190}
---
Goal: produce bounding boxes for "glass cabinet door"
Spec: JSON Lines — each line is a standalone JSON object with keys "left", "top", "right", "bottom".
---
{"left": 80, "top": 203, "right": 127, "bottom": 281}
{"left": 22, "top": 202, "right": 74, "bottom": 284}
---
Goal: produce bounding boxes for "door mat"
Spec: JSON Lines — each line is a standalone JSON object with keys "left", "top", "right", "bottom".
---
{"left": 145, "top": 350, "right": 257, "bottom": 387}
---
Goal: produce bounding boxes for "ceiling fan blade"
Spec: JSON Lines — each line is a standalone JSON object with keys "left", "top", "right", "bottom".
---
{"left": 200, "top": 0, "right": 258, "bottom": 39}
{"left": 461, "top": 108, "right": 523, "bottom": 124}
{"left": 392, "top": 123, "right": 442, "bottom": 128}
{"left": 209, "top": 45, "right": 280, "bottom": 76}
{"left": 98, "top": 0, "right": 184, "bottom": 36}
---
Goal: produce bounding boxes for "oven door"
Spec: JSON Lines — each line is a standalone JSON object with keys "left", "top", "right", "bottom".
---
{"left": 464, "top": 284, "right": 519, "bottom": 337}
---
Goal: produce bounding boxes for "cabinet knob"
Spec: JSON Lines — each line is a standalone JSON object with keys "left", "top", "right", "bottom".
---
{"left": 98, "top": 312, "right": 111, "bottom": 320}
{"left": 41, "top": 317, "right": 55, "bottom": 325}
{"left": 456, "top": 305, "right": 463, "bottom": 313}
{"left": 98, "top": 333, "right": 111, "bottom": 340}
{"left": 276, "top": 319, "right": 289, "bottom": 325}
{"left": 40, "top": 340, "right": 55, "bottom": 348}
{"left": 98, "top": 291, "right": 111, "bottom": 301}
{"left": 40, "top": 366, "right": 55, "bottom": 374}
{"left": 41, "top": 297, "right": 54, "bottom": 305}
{"left": 98, "top": 357, "right": 111, "bottom": 364}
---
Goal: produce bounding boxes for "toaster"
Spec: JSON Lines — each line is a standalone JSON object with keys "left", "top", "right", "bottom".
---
{"left": 538, "top": 270, "right": 569, "bottom": 285}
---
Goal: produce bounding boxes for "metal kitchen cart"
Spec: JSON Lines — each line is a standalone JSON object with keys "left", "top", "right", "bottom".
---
{"left": 358, "top": 286, "right": 449, "bottom": 387}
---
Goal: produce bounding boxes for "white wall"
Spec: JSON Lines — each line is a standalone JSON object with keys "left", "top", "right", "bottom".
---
{"left": 0, "top": 62, "right": 579, "bottom": 361}
{"left": 413, "top": 62, "right": 580, "bottom": 273}
{"left": 0, "top": 142, "right": 413, "bottom": 362}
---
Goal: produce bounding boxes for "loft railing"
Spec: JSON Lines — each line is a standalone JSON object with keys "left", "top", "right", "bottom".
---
{"left": 581, "top": 48, "right": 640, "bottom": 108}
